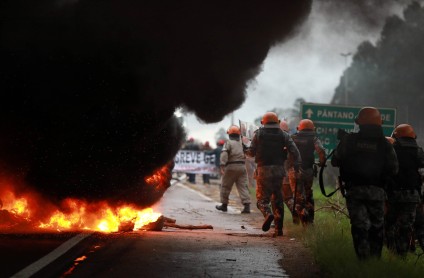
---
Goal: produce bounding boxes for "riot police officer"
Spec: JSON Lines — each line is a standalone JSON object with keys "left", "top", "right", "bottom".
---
{"left": 331, "top": 107, "right": 398, "bottom": 259}
{"left": 385, "top": 124, "right": 424, "bottom": 256}
{"left": 245, "top": 112, "right": 301, "bottom": 236}
{"left": 289, "top": 119, "right": 325, "bottom": 225}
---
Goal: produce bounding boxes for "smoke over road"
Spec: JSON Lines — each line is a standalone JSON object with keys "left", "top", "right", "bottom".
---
{"left": 0, "top": 1, "right": 312, "bottom": 206}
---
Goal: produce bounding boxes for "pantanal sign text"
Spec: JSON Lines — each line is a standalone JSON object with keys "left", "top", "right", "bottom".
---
{"left": 301, "top": 103, "right": 396, "bottom": 153}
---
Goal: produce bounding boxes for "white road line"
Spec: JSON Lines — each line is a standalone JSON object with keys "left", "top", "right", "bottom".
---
{"left": 170, "top": 173, "right": 188, "bottom": 186}
{"left": 171, "top": 174, "right": 216, "bottom": 202}
{"left": 11, "top": 232, "right": 93, "bottom": 278}
{"left": 175, "top": 183, "right": 242, "bottom": 214}
{"left": 175, "top": 183, "right": 214, "bottom": 202}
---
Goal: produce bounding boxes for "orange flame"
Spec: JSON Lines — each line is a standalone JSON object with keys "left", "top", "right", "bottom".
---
{"left": 0, "top": 166, "right": 169, "bottom": 232}
{"left": 37, "top": 202, "right": 161, "bottom": 232}
{"left": 1, "top": 190, "right": 31, "bottom": 220}
{"left": 1, "top": 195, "right": 162, "bottom": 232}
{"left": 145, "top": 165, "right": 172, "bottom": 192}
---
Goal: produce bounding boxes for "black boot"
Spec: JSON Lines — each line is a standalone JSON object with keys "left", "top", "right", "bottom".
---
{"left": 262, "top": 214, "right": 274, "bottom": 232}
{"left": 292, "top": 211, "right": 300, "bottom": 225}
{"left": 216, "top": 204, "right": 228, "bottom": 212}
{"left": 241, "top": 204, "right": 250, "bottom": 214}
{"left": 274, "top": 229, "right": 283, "bottom": 237}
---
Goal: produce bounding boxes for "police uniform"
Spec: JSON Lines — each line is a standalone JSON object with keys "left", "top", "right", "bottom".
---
{"left": 219, "top": 137, "right": 251, "bottom": 208}
{"left": 289, "top": 129, "right": 325, "bottom": 225}
{"left": 415, "top": 196, "right": 424, "bottom": 251}
{"left": 331, "top": 125, "right": 398, "bottom": 259}
{"left": 282, "top": 156, "right": 297, "bottom": 222}
{"left": 385, "top": 137, "right": 424, "bottom": 256}
{"left": 246, "top": 123, "right": 301, "bottom": 236}
{"left": 415, "top": 167, "right": 424, "bottom": 251}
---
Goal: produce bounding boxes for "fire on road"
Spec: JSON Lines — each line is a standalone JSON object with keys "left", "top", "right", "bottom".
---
{"left": 3, "top": 180, "right": 292, "bottom": 278}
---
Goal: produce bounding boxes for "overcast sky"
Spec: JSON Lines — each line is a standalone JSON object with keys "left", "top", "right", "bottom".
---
{"left": 181, "top": 0, "right": 418, "bottom": 146}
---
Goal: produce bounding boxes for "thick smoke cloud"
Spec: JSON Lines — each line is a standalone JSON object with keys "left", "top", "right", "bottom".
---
{"left": 0, "top": 1, "right": 312, "bottom": 206}
{"left": 320, "top": 0, "right": 412, "bottom": 25}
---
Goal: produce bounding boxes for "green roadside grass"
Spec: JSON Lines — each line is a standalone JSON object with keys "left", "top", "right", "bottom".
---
{"left": 286, "top": 184, "right": 424, "bottom": 278}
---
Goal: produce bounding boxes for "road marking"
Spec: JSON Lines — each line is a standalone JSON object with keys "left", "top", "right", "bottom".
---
{"left": 11, "top": 232, "right": 93, "bottom": 278}
{"left": 175, "top": 183, "right": 242, "bottom": 214}
{"left": 172, "top": 173, "right": 214, "bottom": 201}
{"left": 175, "top": 183, "right": 214, "bottom": 202}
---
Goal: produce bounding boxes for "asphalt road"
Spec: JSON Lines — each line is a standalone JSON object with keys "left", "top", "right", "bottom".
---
{"left": 3, "top": 181, "right": 292, "bottom": 278}
{"left": 0, "top": 232, "right": 84, "bottom": 278}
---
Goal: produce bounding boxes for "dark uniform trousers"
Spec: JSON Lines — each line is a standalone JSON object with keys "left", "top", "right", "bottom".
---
{"left": 345, "top": 185, "right": 386, "bottom": 259}
{"left": 415, "top": 201, "right": 424, "bottom": 249}
{"left": 385, "top": 190, "right": 420, "bottom": 256}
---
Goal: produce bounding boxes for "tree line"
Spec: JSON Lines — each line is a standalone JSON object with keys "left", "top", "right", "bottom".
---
{"left": 332, "top": 1, "right": 424, "bottom": 145}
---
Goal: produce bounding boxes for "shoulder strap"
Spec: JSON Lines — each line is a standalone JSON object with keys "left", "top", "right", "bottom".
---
{"left": 318, "top": 149, "right": 340, "bottom": 197}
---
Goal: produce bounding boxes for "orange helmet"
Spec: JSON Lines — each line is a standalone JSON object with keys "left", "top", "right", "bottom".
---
{"left": 261, "top": 112, "right": 279, "bottom": 125}
{"left": 385, "top": 136, "right": 395, "bottom": 144}
{"left": 355, "top": 107, "right": 382, "bottom": 126}
{"left": 279, "top": 120, "right": 289, "bottom": 132}
{"left": 392, "top": 124, "right": 416, "bottom": 139}
{"left": 227, "top": 125, "right": 241, "bottom": 135}
{"left": 297, "top": 119, "right": 315, "bottom": 131}
{"left": 217, "top": 139, "right": 225, "bottom": 146}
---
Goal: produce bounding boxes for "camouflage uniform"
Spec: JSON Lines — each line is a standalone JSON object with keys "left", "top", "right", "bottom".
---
{"left": 219, "top": 137, "right": 251, "bottom": 206}
{"left": 385, "top": 137, "right": 424, "bottom": 256}
{"left": 415, "top": 201, "right": 424, "bottom": 250}
{"left": 415, "top": 169, "right": 424, "bottom": 250}
{"left": 246, "top": 123, "right": 301, "bottom": 236}
{"left": 331, "top": 125, "right": 398, "bottom": 259}
{"left": 289, "top": 130, "right": 325, "bottom": 225}
{"left": 282, "top": 158, "right": 298, "bottom": 223}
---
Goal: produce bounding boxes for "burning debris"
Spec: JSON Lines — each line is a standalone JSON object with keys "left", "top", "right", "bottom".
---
{"left": 0, "top": 190, "right": 164, "bottom": 233}
{"left": 0, "top": 168, "right": 212, "bottom": 233}
{"left": 140, "top": 215, "right": 165, "bottom": 232}
{"left": 0, "top": 209, "right": 31, "bottom": 231}
{"left": 138, "top": 216, "right": 214, "bottom": 232}
{"left": 0, "top": 195, "right": 213, "bottom": 233}
{"left": 0, "top": 168, "right": 167, "bottom": 233}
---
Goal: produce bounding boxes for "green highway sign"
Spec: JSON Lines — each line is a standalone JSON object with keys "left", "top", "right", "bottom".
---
{"left": 301, "top": 103, "right": 397, "bottom": 153}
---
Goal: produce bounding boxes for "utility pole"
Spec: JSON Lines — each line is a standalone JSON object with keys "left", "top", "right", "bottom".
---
{"left": 340, "top": 52, "right": 352, "bottom": 105}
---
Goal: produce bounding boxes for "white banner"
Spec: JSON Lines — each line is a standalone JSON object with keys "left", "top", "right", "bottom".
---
{"left": 173, "top": 150, "right": 218, "bottom": 174}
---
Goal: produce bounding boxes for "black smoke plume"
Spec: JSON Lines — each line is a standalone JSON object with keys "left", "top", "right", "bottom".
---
{"left": 0, "top": 1, "right": 311, "bottom": 206}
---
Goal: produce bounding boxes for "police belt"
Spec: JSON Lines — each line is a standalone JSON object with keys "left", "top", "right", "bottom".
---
{"left": 225, "top": 161, "right": 245, "bottom": 166}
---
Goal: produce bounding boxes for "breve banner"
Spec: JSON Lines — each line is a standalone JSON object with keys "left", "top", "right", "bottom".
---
{"left": 173, "top": 150, "right": 218, "bottom": 174}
